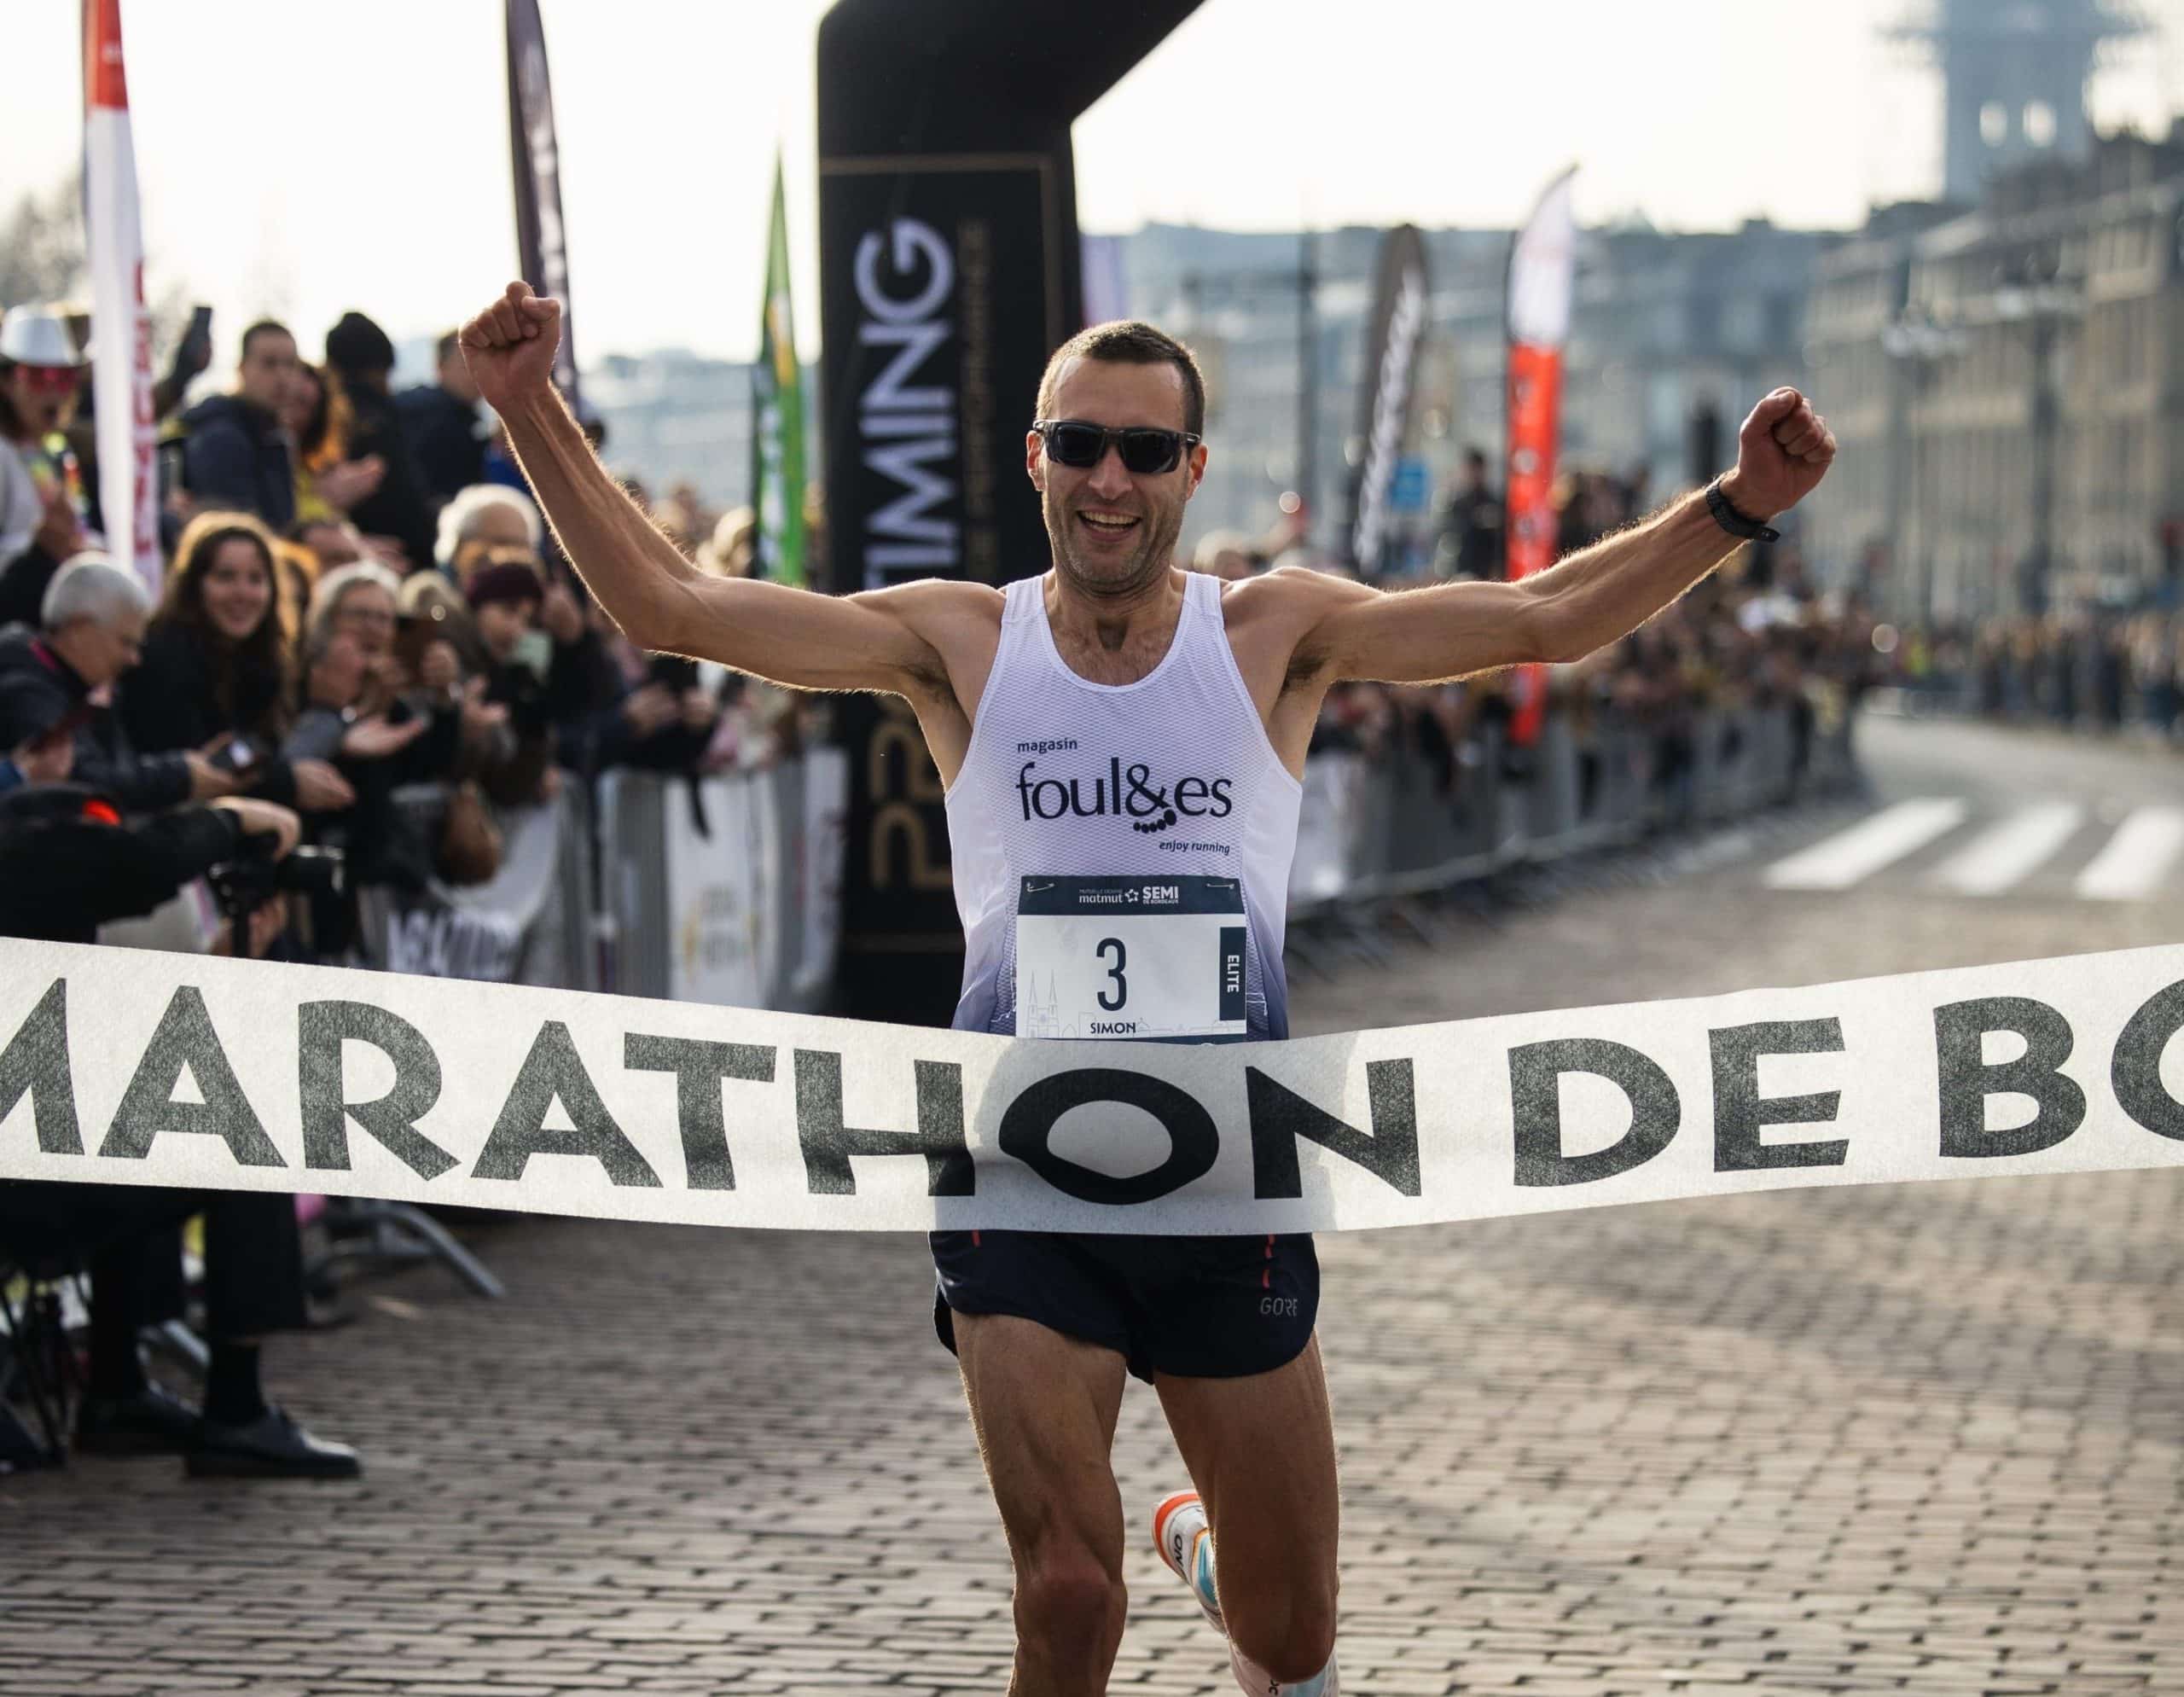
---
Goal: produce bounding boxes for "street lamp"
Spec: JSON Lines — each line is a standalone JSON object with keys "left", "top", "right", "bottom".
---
{"left": 1880, "top": 311, "right": 1967, "bottom": 629}
{"left": 1986, "top": 266, "right": 2082, "bottom": 616}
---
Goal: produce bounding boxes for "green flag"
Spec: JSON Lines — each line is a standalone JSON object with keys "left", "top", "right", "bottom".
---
{"left": 752, "top": 156, "right": 806, "bottom": 585}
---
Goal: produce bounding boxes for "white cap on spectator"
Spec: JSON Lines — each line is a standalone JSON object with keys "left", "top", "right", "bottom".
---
{"left": 42, "top": 551, "right": 148, "bottom": 631}
{"left": 0, "top": 306, "right": 87, "bottom": 369}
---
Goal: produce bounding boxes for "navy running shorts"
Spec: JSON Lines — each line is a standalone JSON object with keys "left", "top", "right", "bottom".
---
{"left": 930, "top": 1229, "right": 1319, "bottom": 1383}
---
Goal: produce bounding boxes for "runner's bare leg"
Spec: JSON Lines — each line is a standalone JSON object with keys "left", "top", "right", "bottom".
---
{"left": 1156, "top": 1334, "right": 1341, "bottom": 1689}
{"left": 954, "top": 1311, "right": 1131, "bottom": 1695}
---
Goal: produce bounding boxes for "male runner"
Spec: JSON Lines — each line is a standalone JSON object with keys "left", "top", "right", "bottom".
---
{"left": 459, "top": 280, "right": 1836, "bottom": 1696}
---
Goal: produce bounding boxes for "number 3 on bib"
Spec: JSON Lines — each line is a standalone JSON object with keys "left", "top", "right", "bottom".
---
{"left": 1015, "top": 875, "right": 1247, "bottom": 1042}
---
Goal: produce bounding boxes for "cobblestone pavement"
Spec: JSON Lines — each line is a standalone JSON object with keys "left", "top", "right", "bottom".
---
{"left": 5, "top": 717, "right": 2182, "bottom": 1694}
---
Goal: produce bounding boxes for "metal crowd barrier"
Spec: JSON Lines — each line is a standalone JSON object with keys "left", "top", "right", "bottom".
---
{"left": 1287, "top": 698, "right": 1858, "bottom": 921}
{"left": 343, "top": 700, "right": 1854, "bottom": 1007}
{"left": 595, "top": 751, "right": 848, "bottom": 1014}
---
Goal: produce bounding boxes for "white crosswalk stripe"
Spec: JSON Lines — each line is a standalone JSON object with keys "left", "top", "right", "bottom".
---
{"left": 1763, "top": 796, "right": 2184, "bottom": 902}
{"left": 1928, "top": 803, "right": 2087, "bottom": 897}
{"left": 1761, "top": 799, "right": 1968, "bottom": 891}
{"left": 2075, "top": 806, "right": 2184, "bottom": 903}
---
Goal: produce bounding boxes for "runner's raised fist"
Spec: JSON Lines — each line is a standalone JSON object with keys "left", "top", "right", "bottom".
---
{"left": 1721, "top": 387, "right": 1837, "bottom": 520}
{"left": 459, "top": 282, "right": 561, "bottom": 414}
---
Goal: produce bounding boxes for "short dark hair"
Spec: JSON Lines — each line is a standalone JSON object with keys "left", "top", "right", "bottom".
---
{"left": 437, "top": 330, "right": 462, "bottom": 367}
{"left": 240, "top": 320, "right": 293, "bottom": 362}
{"left": 1036, "top": 320, "right": 1205, "bottom": 438}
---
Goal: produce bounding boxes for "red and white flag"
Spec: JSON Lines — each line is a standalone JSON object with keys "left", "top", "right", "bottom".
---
{"left": 1504, "top": 165, "right": 1577, "bottom": 747}
{"left": 83, "top": 0, "right": 159, "bottom": 590}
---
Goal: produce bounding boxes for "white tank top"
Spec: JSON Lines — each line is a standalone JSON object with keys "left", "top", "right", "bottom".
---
{"left": 945, "top": 572, "right": 1304, "bottom": 1040}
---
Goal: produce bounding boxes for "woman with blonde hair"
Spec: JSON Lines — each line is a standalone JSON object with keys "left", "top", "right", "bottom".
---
{"left": 282, "top": 361, "right": 384, "bottom": 526}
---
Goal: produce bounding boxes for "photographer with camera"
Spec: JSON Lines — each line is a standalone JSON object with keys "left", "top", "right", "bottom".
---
{"left": 0, "top": 754, "right": 362, "bottom": 1477}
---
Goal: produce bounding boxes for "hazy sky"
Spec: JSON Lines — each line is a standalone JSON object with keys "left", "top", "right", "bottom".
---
{"left": 9, "top": 0, "right": 2184, "bottom": 366}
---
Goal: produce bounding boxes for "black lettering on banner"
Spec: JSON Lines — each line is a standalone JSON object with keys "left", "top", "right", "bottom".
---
{"left": 1246, "top": 1061, "right": 1421, "bottom": 1199}
{"left": 625, "top": 1033, "right": 777, "bottom": 1190}
{"left": 1710, "top": 1018, "right": 1849, "bottom": 1171}
{"left": 296, "top": 1002, "right": 456, "bottom": 1180}
{"left": 100, "top": 985, "right": 284, "bottom": 1166}
{"left": 793, "top": 1049, "right": 971, "bottom": 1196}
{"left": 1510, "top": 1037, "right": 1679, "bottom": 1187}
{"left": 2109, "top": 978, "right": 2184, "bottom": 1141}
{"left": 472, "top": 1021, "right": 661, "bottom": 1187}
{"left": 999, "top": 1068, "right": 1217, "bottom": 1206}
{"left": 0, "top": 979, "right": 84, "bottom": 1155}
{"left": 1934, "top": 996, "right": 2085, "bottom": 1158}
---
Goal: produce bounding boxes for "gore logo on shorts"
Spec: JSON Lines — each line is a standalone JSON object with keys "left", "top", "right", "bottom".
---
{"left": 1016, "top": 758, "right": 1234, "bottom": 834}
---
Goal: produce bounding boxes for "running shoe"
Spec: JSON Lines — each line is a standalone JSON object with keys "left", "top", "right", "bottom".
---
{"left": 1153, "top": 1487, "right": 1225, "bottom": 1633}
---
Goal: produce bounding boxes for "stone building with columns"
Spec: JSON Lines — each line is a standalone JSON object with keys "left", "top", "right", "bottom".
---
{"left": 1803, "top": 130, "right": 2184, "bottom": 623}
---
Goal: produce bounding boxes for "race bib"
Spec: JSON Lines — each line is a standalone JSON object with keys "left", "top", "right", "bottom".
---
{"left": 1015, "top": 875, "right": 1247, "bottom": 1042}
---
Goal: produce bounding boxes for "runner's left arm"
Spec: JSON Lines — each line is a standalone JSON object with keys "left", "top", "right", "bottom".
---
{"left": 1304, "top": 389, "right": 1836, "bottom": 684}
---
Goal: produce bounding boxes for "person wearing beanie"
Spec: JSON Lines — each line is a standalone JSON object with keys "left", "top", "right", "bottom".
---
{"left": 322, "top": 310, "right": 434, "bottom": 570}
{"left": 461, "top": 549, "right": 555, "bottom": 805}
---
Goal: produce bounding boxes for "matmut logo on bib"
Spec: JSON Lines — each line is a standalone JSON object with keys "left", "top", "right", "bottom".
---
{"left": 1014, "top": 758, "right": 1234, "bottom": 836}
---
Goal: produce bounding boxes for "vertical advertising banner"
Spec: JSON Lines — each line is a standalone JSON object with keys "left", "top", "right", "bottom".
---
{"left": 81, "top": 0, "right": 158, "bottom": 592}
{"left": 752, "top": 157, "right": 807, "bottom": 586}
{"left": 505, "top": 0, "right": 582, "bottom": 410}
{"left": 820, "top": 158, "right": 1066, "bottom": 1020}
{"left": 1504, "top": 166, "right": 1578, "bottom": 747}
{"left": 817, "top": 0, "right": 1201, "bottom": 1024}
{"left": 1345, "top": 224, "right": 1430, "bottom": 577}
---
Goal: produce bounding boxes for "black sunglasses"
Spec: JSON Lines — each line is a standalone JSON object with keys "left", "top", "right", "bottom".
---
{"left": 1034, "top": 418, "right": 1200, "bottom": 475}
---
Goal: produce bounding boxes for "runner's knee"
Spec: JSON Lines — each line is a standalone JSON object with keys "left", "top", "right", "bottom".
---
{"left": 1013, "top": 1549, "right": 1126, "bottom": 1659}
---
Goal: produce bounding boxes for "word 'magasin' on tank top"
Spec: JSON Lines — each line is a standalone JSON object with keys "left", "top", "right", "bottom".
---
{"left": 944, "top": 572, "right": 1303, "bottom": 1043}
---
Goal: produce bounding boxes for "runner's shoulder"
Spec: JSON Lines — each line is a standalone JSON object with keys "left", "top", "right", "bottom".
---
{"left": 848, "top": 577, "right": 1006, "bottom": 682}
{"left": 852, "top": 576, "right": 1006, "bottom": 635}
{"left": 1217, "top": 564, "right": 1378, "bottom": 636}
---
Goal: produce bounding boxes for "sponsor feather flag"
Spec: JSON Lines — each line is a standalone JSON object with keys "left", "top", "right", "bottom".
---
{"left": 1504, "top": 165, "right": 1577, "bottom": 747}
{"left": 505, "top": 0, "right": 582, "bottom": 408}
{"left": 82, "top": 0, "right": 159, "bottom": 591}
{"left": 752, "top": 157, "right": 806, "bottom": 586}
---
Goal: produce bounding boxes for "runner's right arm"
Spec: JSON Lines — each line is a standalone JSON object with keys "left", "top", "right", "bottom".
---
{"left": 464, "top": 283, "right": 949, "bottom": 698}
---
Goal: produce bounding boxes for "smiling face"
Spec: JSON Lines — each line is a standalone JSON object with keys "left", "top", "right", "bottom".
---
{"left": 1028, "top": 355, "right": 1205, "bottom": 602}
{"left": 200, "top": 536, "right": 275, "bottom": 643}
{"left": 332, "top": 582, "right": 398, "bottom": 659}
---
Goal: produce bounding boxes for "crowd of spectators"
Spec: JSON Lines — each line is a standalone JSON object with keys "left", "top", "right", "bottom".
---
{"left": 0, "top": 297, "right": 805, "bottom": 1482}
{"left": 1194, "top": 453, "right": 1879, "bottom": 827}
{"left": 1881, "top": 609, "right": 2184, "bottom": 742}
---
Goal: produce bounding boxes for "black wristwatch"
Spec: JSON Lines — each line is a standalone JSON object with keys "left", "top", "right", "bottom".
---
{"left": 1705, "top": 476, "right": 1780, "bottom": 543}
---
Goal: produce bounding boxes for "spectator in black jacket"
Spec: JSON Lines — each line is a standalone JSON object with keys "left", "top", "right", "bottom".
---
{"left": 0, "top": 555, "right": 238, "bottom": 815}
{"left": 177, "top": 321, "right": 299, "bottom": 532}
{"left": 116, "top": 512, "right": 354, "bottom": 817}
{"left": 397, "top": 332, "right": 488, "bottom": 514}
{"left": 325, "top": 311, "right": 433, "bottom": 572}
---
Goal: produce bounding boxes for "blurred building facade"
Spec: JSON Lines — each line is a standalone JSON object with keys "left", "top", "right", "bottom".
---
{"left": 1805, "top": 130, "right": 2184, "bottom": 623}
{"left": 583, "top": 350, "right": 752, "bottom": 509}
{"left": 1121, "top": 218, "right": 1827, "bottom": 574}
